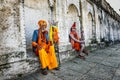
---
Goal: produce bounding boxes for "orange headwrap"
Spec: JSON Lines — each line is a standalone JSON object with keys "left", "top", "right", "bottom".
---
{"left": 38, "top": 20, "right": 47, "bottom": 28}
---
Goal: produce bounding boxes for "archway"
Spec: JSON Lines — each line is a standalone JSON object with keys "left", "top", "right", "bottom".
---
{"left": 66, "top": 4, "right": 80, "bottom": 42}
{"left": 87, "top": 12, "right": 93, "bottom": 42}
{"left": 97, "top": 16, "right": 101, "bottom": 42}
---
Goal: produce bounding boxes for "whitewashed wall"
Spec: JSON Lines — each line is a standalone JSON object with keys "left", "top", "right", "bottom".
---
{"left": 24, "top": 0, "right": 51, "bottom": 49}
{"left": 81, "top": 0, "right": 95, "bottom": 45}
{"left": 0, "top": 0, "right": 120, "bottom": 79}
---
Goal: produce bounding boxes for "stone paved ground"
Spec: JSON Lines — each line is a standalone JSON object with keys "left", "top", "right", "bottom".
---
{"left": 16, "top": 44, "right": 120, "bottom": 80}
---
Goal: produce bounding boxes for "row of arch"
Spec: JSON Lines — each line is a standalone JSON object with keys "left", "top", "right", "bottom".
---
{"left": 24, "top": 0, "right": 120, "bottom": 50}
{"left": 24, "top": 1, "right": 96, "bottom": 47}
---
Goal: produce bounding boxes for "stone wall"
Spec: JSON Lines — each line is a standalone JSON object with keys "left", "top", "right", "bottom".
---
{"left": 24, "top": 0, "right": 82, "bottom": 62}
{"left": 24, "top": 0, "right": 51, "bottom": 49}
{"left": 0, "top": 0, "right": 39, "bottom": 80}
{"left": 0, "top": 0, "right": 120, "bottom": 79}
{"left": 81, "top": 0, "right": 120, "bottom": 45}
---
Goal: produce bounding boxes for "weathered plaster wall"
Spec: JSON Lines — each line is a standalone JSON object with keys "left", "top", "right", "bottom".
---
{"left": 24, "top": 0, "right": 52, "bottom": 49}
{"left": 0, "top": 0, "right": 25, "bottom": 64}
{"left": 0, "top": 0, "right": 23, "bottom": 51}
{"left": 94, "top": 5, "right": 101, "bottom": 43}
{"left": 81, "top": 0, "right": 120, "bottom": 46}
{"left": 0, "top": 0, "right": 40, "bottom": 80}
{"left": 0, "top": 0, "right": 120, "bottom": 79}
{"left": 99, "top": 8, "right": 120, "bottom": 42}
{"left": 81, "top": 0, "right": 95, "bottom": 45}
{"left": 24, "top": 0, "right": 81, "bottom": 62}
{"left": 57, "top": 0, "right": 81, "bottom": 52}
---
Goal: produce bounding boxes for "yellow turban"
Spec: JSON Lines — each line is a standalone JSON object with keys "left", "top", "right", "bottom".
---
{"left": 38, "top": 20, "right": 47, "bottom": 28}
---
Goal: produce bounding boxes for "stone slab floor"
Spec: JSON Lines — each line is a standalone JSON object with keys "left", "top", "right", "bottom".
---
{"left": 15, "top": 44, "right": 120, "bottom": 80}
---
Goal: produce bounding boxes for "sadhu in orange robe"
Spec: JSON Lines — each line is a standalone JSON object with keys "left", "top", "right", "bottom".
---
{"left": 32, "top": 30, "right": 58, "bottom": 70}
{"left": 69, "top": 31, "right": 89, "bottom": 55}
{"left": 69, "top": 31, "right": 81, "bottom": 51}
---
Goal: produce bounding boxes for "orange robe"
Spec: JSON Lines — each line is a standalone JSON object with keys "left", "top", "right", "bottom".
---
{"left": 53, "top": 28, "right": 59, "bottom": 44}
{"left": 70, "top": 32, "right": 81, "bottom": 51}
{"left": 32, "top": 30, "right": 58, "bottom": 70}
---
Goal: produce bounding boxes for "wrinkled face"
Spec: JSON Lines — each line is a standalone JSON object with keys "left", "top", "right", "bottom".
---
{"left": 38, "top": 20, "right": 47, "bottom": 32}
{"left": 40, "top": 25, "right": 46, "bottom": 32}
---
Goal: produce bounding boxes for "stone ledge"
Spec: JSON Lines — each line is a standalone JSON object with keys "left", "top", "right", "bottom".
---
{"left": 26, "top": 47, "right": 76, "bottom": 65}
{"left": 59, "top": 49, "right": 77, "bottom": 63}
{"left": 0, "top": 51, "right": 26, "bottom": 66}
{"left": 59, "top": 44, "right": 72, "bottom": 52}
{"left": 0, "top": 47, "right": 25, "bottom": 55}
{"left": 0, "top": 59, "right": 40, "bottom": 80}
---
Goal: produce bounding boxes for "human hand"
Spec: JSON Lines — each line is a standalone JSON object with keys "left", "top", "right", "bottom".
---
{"left": 37, "top": 44, "right": 42, "bottom": 50}
{"left": 80, "top": 41, "right": 85, "bottom": 44}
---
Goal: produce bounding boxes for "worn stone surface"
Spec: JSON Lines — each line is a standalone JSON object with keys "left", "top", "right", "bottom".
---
{"left": 0, "top": 0, "right": 23, "bottom": 50}
{"left": 0, "top": 59, "right": 40, "bottom": 80}
{"left": 10, "top": 43, "right": 120, "bottom": 80}
{"left": 86, "top": 64, "right": 116, "bottom": 80}
{"left": 0, "top": 51, "right": 25, "bottom": 65}
{"left": 24, "top": 0, "right": 120, "bottom": 63}
{"left": 0, "top": 0, "right": 120, "bottom": 80}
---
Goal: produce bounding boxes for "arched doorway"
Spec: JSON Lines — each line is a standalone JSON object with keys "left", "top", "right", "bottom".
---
{"left": 97, "top": 16, "right": 101, "bottom": 42}
{"left": 66, "top": 4, "right": 81, "bottom": 42}
{"left": 87, "top": 12, "right": 93, "bottom": 42}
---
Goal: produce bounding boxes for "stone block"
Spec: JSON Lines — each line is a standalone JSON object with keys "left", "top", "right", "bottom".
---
{"left": 59, "top": 50, "right": 76, "bottom": 63}
{"left": 59, "top": 44, "right": 72, "bottom": 52}
{"left": 0, "top": 51, "right": 26, "bottom": 66}
{"left": 0, "top": 59, "right": 40, "bottom": 80}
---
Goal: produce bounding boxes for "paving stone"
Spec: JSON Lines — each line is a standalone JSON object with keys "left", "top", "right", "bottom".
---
{"left": 21, "top": 74, "right": 35, "bottom": 80}
{"left": 101, "top": 60, "right": 119, "bottom": 68}
{"left": 87, "top": 52, "right": 97, "bottom": 57}
{"left": 86, "top": 64, "right": 116, "bottom": 80}
{"left": 71, "top": 58, "right": 92, "bottom": 65}
{"left": 15, "top": 44, "right": 120, "bottom": 80}
{"left": 39, "top": 73, "right": 60, "bottom": 80}
{"left": 113, "top": 67, "right": 120, "bottom": 80}
{"left": 53, "top": 69, "right": 83, "bottom": 80}
{"left": 86, "top": 55, "right": 105, "bottom": 63}
{"left": 101, "top": 57, "right": 120, "bottom": 68}
{"left": 112, "top": 77, "right": 120, "bottom": 80}
{"left": 115, "top": 69, "right": 120, "bottom": 76}
{"left": 67, "top": 60, "right": 96, "bottom": 74}
{"left": 80, "top": 74, "right": 107, "bottom": 80}
{"left": 31, "top": 71, "right": 42, "bottom": 80}
{"left": 61, "top": 60, "right": 75, "bottom": 69}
